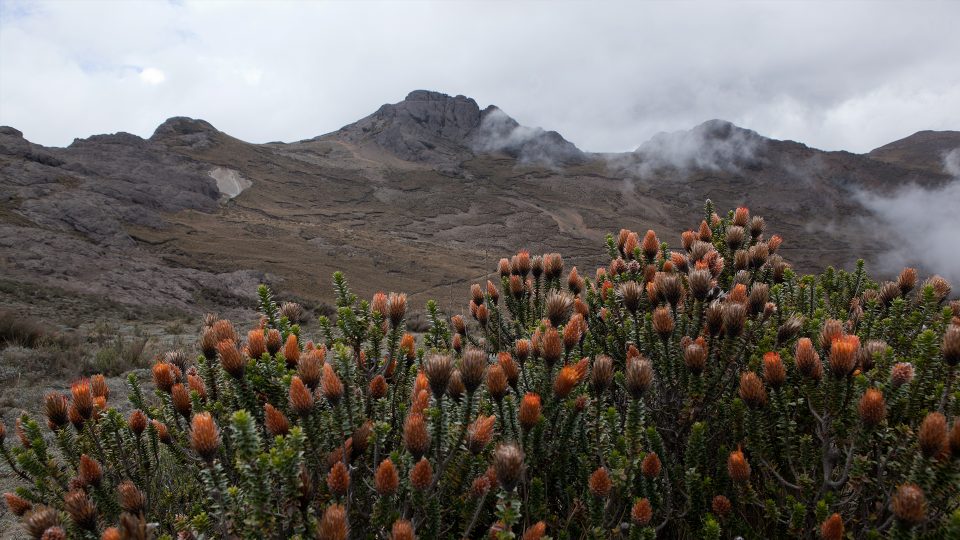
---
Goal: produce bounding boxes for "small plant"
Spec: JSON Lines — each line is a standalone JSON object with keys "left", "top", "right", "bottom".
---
{"left": 2, "top": 202, "right": 958, "bottom": 539}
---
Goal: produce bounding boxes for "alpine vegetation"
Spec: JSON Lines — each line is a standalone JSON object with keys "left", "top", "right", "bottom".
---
{"left": 3, "top": 202, "right": 959, "bottom": 539}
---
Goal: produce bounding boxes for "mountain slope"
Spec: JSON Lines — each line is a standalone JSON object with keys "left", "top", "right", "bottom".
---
{"left": 1, "top": 91, "right": 956, "bottom": 327}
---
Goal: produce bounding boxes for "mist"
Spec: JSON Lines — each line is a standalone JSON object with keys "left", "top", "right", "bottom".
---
{"left": 470, "top": 107, "right": 584, "bottom": 167}
{"left": 855, "top": 148, "right": 960, "bottom": 286}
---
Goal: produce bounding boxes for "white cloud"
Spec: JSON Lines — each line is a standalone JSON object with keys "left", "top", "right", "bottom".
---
{"left": 139, "top": 67, "right": 165, "bottom": 85}
{"left": 0, "top": 1, "right": 958, "bottom": 150}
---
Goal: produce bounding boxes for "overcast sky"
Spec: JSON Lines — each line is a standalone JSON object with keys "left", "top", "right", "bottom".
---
{"left": 1, "top": 0, "right": 958, "bottom": 152}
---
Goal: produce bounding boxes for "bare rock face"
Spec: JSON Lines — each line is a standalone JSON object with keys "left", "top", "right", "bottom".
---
{"left": 150, "top": 117, "right": 221, "bottom": 149}
{"left": 326, "top": 90, "right": 585, "bottom": 166}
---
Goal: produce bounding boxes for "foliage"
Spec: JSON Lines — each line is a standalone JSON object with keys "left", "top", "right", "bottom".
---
{"left": 2, "top": 202, "right": 959, "bottom": 539}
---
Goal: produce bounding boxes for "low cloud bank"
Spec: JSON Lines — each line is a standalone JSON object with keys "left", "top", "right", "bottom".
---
{"left": 608, "top": 120, "right": 766, "bottom": 178}
{"left": 856, "top": 148, "right": 960, "bottom": 286}
{"left": 470, "top": 107, "right": 584, "bottom": 167}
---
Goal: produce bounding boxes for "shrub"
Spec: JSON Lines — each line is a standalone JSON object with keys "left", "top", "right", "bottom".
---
{"left": 0, "top": 309, "right": 48, "bottom": 348}
{"left": 2, "top": 201, "right": 959, "bottom": 539}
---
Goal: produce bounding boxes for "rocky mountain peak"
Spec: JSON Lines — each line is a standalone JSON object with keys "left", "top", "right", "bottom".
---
{"left": 150, "top": 117, "right": 221, "bottom": 149}
{"left": 327, "top": 90, "right": 584, "bottom": 166}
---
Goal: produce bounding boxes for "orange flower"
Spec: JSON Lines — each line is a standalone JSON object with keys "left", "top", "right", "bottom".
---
{"left": 78, "top": 454, "right": 102, "bottom": 486}
{"left": 391, "top": 519, "right": 415, "bottom": 540}
{"left": 727, "top": 448, "right": 750, "bottom": 483}
{"left": 117, "top": 480, "right": 145, "bottom": 513}
{"left": 289, "top": 376, "right": 314, "bottom": 416}
{"left": 372, "top": 291, "right": 388, "bottom": 317}
{"left": 387, "top": 292, "right": 407, "bottom": 327}
{"left": 327, "top": 461, "right": 350, "bottom": 497}
{"left": 409, "top": 457, "right": 432, "bottom": 490}
{"left": 369, "top": 375, "right": 388, "bottom": 400}
{"left": 217, "top": 340, "right": 245, "bottom": 378}
{"left": 519, "top": 393, "right": 541, "bottom": 431}
{"left": 318, "top": 504, "right": 348, "bottom": 540}
{"left": 190, "top": 412, "right": 220, "bottom": 461}
{"left": 588, "top": 467, "right": 612, "bottom": 497}
{"left": 820, "top": 513, "right": 843, "bottom": 540}
{"left": 858, "top": 388, "right": 886, "bottom": 426}
{"left": 652, "top": 306, "right": 674, "bottom": 338}
{"left": 487, "top": 364, "right": 508, "bottom": 401}
{"left": 374, "top": 458, "right": 399, "bottom": 495}
{"left": 554, "top": 358, "right": 588, "bottom": 398}
{"left": 298, "top": 347, "right": 325, "bottom": 389}
{"left": 795, "top": 338, "right": 822, "bottom": 380}
{"left": 542, "top": 327, "right": 563, "bottom": 365}
{"left": 762, "top": 352, "right": 786, "bottom": 388}
{"left": 918, "top": 412, "right": 947, "bottom": 458}
{"left": 187, "top": 373, "right": 207, "bottom": 401}
{"left": 522, "top": 521, "right": 547, "bottom": 540}
{"left": 247, "top": 329, "right": 266, "bottom": 359}
{"left": 641, "top": 452, "right": 661, "bottom": 478}
{"left": 711, "top": 495, "right": 731, "bottom": 518}
{"left": 90, "top": 374, "right": 109, "bottom": 400}
{"left": 829, "top": 335, "right": 860, "bottom": 377}
{"left": 321, "top": 363, "right": 344, "bottom": 404}
{"left": 171, "top": 383, "right": 191, "bottom": 418}
{"left": 631, "top": 498, "right": 653, "bottom": 525}
{"left": 466, "top": 415, "right": 496, "bottom": 454}
{"left": 44, "top": 392, "right": 69, "bottom": 431}
{"left": 64, "top": 489, "right": 97, "bottom": 530}
{"left": 70, "top": 379, "right": 94, "bottom": 420}
{"left": 498, "top": 352, "right": 519, "bottom": 389}
{"left": 283, "top": 334, "right": 300, "bottom": 367}
{"left": 403, "top": 414, "right": 430, "bottom": 459}
{"left": 411, "top": 389, "right": 430, "bottom": 415}
{"left": 264, "top": 403, "right": 290, "bottom": 437}
{"left": 152, "top": 420, "right": 171, "bottom": 444}
{"left": 401, "top": 333, "right": 416, "bottom": 360}
{"left": 3, "top": 492, "right": 32, "bottom": 516}
{"left": 128, "top": 410, "right": 147, "bottom": 435}
{"left": 101, "top": 528, "right": 121, "bottom": 540}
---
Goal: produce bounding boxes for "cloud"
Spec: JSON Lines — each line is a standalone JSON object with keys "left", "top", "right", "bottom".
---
{"left": 470, "top": 107, "right": 583, "bottom": 167}
{"left": 0, "top": 1, "right": 958, "bottom": 151}
{"left": 855, "top": 148, "right": 960, "bottom": 286}
{"left": 610, "top": 120, "right": 765, "bottom": 177}
{"left": 139, "top": 67, "right": 165, "bottom": 85}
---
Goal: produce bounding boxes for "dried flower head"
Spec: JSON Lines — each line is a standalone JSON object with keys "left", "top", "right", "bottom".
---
{"left": 626, "top": 355, "right": 654, "bottom": 398}
{"left": 684, "top": 339, "right": 708, "bottom": 374}
{"left": 493, "top": 443, "right": 525, "bottom": 492}
{"left": 117, "top": 481, "right": 144, "bottom": 513}
{"left": 3, "top": 492, "right": 32, "bottom": 516}
{"left": 712, "top": 495, "right": 731, "bottom": 518}
{"left": 918, "top": 412, "right": 947, "bottom": 458}
{"left": 78, "top": 454, "right": 102, "bottom": 487}
{"left": 738, "top": 372, "right": 767, "bottom": 408}
{"left": 44, "top": 392, "right": 69, "bottom": 431}
{"left": 128, "top": 409, "right": 147, "bottom": 436}
{"left": 387, "top": 292, "right": 407, "bottom": 327}
{"left": 642, "top": 452, "right": 662, "bottom": 478}
{"left": 327, "top": 461, "right": 350, "bottom": 496}
{"left": 722, "top": 303, "right": 747, "bottom": 337}
{"left": 591, "top": 355, "right": 614, "bottom": 393}
{"left": 298, "top": 346, "right": 325, "bottom": 389}
{"left": 423, "top": 353, "right": 453, "bottom": 399}
{"left": 943, "top": 325, "right": 960, "bottom": 366}
{"left": 652, "top": 306, "right": 674, "bottom": 339}
{"left": 545, "top": 292, "right": 574, "bottom": 327}
{"left": 24, "top": 506, "right": 61, "bottom": 539}
{"left": 461, "top": 349, "right": 487, "bottom": 393}
{"left": 891, "top": 484, "right": 926, "bottom": 525}
{"left": 795, "top": 338, "right": 823, "bottom": 380}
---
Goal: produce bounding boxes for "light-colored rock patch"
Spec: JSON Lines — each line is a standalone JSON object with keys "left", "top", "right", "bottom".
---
{"left": 209, "top": 167, "right": 251, "bottom": 199}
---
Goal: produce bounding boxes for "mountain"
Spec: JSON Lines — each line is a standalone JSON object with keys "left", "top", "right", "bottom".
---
{"left": 1, "top": 91, "right": 957, "bottom": 326}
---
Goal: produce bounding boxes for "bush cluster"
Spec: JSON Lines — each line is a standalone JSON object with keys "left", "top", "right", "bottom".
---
{"left": 3, "top": 201, "right": 959, "bottom": 539}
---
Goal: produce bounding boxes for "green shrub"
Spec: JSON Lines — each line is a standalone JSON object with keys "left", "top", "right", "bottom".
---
{"left": 2, "top": 202, "right": 958, "bottom": 539}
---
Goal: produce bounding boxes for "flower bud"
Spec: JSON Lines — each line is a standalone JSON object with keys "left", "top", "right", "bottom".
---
{"left": 631, "top": 498, "right": 652, "bottom": 525}
{"left": 641, "top": 452, "right": 661, "bottom": 478}
{"left": 190, "top": 412, "right": 220, "bottom": 461}
{"left": 588, "top": 467, "right": 612, "bottom": 497}
{"left": 493, "top": 443, "right": 525, "bottom": 492}
{"left": 727, "top": 448, "right": 750, "bottom": 483}
{"left": 858, "top": 388, "right": 886, "bottom": 426}
{"left": 891, "top": 484, "right": 926, "bottom": 525}
{"left": 918, "top": 412, "right": 947, "bottom": 458}
{"left": 375, "top": 458, "right": 399, "bottom": 495}
{"left": 820, "top": 513, "right": 843, "bottom": 540}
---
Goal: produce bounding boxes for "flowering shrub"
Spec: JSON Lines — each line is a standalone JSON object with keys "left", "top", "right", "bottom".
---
{"left": 3, "top": 201, "right": 959, "bottom": 539}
